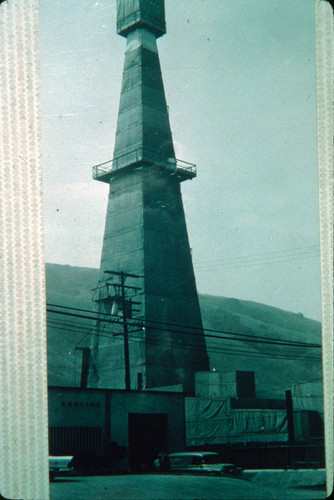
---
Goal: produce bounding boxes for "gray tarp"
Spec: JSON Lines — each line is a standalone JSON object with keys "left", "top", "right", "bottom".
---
{"left": 185, "top": 398, "right": 288, "bottom": 446}
{"left": 291, "top": 381, "right": 324, "bottom": 414}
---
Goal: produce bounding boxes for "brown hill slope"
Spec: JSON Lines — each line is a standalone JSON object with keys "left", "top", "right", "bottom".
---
{"left": 46, "top": 263, "right": 322, "bottom": 398}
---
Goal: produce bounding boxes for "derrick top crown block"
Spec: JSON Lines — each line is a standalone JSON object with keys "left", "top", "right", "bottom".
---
{"left": 117, "top": 0, "right": 166, "bottom": 38}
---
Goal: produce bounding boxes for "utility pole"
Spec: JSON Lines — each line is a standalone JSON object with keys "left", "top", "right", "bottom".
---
{"left": 76, "top": 347, "right": 91, "bottom": 389}
{"left": 104, "top": 270, "right": 143, "bottom": 391}
{"left": 285, "top": 390, "right": 295, "bottom": 443}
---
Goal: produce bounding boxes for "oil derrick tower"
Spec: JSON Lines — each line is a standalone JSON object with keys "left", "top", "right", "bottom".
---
{"left": 90, "top": 0, "right": 209, "bottom": 395}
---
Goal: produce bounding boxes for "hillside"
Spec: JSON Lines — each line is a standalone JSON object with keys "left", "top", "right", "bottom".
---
{"left": 46, "top": 263, "right": 323, "bottom": 398}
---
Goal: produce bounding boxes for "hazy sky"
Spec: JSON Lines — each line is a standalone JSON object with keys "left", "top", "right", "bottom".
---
{"left": 39, "top": 0, "right": 321, "bottom": 320}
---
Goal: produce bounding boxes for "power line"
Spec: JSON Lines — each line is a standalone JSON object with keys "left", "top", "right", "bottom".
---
{"left": 47, "top": 320, "right": 321, "bottom": 362}
{"left": 46, "top": 318, "right": 318, "bottom": 363}
{"left": 194, "top": 244, "right": 320, "bottom": 265}
{"left": 194, "top": 252, "right": 320, "bottom": 272}
{"left": 47, "top": 307, "right": 321, "bottom": 350}
{"left": 47, "top": 303, "right": 321, "bottom": 349}
{"left": 255, "top": 378, "right": 324, "bottom": 397}
{"left": 126, "top": 331, "right": 321, "bottom": 362}
{"left": 186, "top": 212, "right": 320, "bottom": 267}
{"left": 47, "top": 317, "right": 319, "bottom": 358}
{"left": 46, "top": 311, "right": 322, "bottom": 361}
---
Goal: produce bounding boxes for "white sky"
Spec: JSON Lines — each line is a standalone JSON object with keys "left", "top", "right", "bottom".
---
{"left": 39, "top": 0, "right": 321, "bottom": 321}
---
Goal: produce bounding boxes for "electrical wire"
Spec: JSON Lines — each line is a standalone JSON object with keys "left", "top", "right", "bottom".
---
{"left": 193, "top": 244, "right": 320, "bottom": 267}
{"left": 186, "top": 212, "right": 320, "bottom": 268}
{"left": 47, "top": 321, "right": 321, "bottom": 364}
{"left": 47, "top": 318, "right": 322, "bottom": 362}
{"left": 48, "top": 316, "right": 318, "bottom": 356}
{"left": 254, "top": 378, "right": 324, "bottom": 398}
{"left": 46, "top": 303, "right": 321, "bottom": 349}
{"left": 195, "top": 252, "right": 320, "bottom": 272}
{"left": 193, "top": 246, "right": 320, "bottom": 270}
{"left": 47, "top": 307, "right": 321, "bottom": 350}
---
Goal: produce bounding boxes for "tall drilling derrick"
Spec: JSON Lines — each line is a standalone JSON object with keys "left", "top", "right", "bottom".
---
{"left": 90, "top": 0, "right": 209, "bottom": 395}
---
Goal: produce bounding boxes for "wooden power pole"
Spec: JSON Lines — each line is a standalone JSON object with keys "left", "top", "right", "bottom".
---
{"left": 104, "top": 270, "right": 143, "bottom": 391}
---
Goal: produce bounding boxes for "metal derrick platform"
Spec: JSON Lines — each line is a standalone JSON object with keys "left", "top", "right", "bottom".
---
{"left": 92, "top": 147, "right": 196, "bottom": 183}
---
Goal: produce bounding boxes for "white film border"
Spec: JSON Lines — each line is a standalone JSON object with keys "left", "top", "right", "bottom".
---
{"left": 0, "top": 1, "right": 332, "bottom": 499}
{"left": 0, "top": 1, "right": 49, "bottom": 499}
{"left": 315, "top": 1, "right": 334, "bottom": 497}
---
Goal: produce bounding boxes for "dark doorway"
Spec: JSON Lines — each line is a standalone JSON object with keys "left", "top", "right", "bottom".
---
{"left": 128, "top": 413, "right": 168, "bottom": 472}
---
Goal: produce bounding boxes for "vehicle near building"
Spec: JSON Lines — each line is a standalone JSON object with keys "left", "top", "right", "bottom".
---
{"left": 49, "top": 456, "right": 73, "bottom": 481}
{"left": 154, "top": 452, "right": 243, "bottom": 477}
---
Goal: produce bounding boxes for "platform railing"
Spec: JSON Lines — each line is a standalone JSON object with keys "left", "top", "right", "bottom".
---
{"left": 92, "top": 147, "right": 196, "bottom": 181}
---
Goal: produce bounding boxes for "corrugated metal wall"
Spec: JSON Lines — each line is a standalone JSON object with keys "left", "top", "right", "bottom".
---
{"left": 49, "top": 427, "right": 103, "bottom": 455}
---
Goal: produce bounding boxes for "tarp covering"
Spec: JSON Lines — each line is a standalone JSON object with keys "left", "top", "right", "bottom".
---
{"left": 230, "top": 397, "right": 286, "bottom": 410}
{"left": 185, "top": 398, "right": 288, "bottom": 446}
{"left": 291, "top": 381, "right": 324, "bottom": 415}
